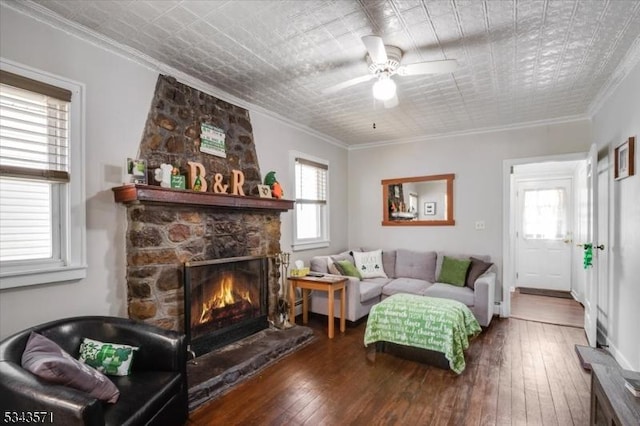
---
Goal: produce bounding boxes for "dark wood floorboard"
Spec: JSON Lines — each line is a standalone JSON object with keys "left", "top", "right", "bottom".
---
{"left": 187, "top": 315, "right": 590, "bottom": 426}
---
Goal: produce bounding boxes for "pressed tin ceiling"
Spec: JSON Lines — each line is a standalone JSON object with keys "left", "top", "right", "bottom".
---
{"left": 7, "top": 0, "right": 640, "bottom": 146}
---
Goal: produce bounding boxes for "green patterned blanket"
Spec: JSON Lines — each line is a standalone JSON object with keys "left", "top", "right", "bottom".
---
{"left": 364, "top": 293, "right": 481, "bottom": 374}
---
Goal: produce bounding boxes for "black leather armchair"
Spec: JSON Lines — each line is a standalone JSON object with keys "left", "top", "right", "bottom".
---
{"left": 0, "top": 316, "right": 188, "bottom": 426}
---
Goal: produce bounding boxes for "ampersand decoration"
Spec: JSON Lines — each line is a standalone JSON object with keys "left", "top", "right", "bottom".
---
{"left": 212, "top": 173, "right": 229, "bottom": 193}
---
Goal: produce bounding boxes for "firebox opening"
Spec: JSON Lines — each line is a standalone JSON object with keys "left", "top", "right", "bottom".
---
{"left": 184, "top": 256, "right": 269, "bottom": 357}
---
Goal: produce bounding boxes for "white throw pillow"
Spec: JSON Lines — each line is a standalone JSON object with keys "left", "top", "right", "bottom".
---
{"left": 326, "top": 256, "right": 341, "bottom": 275}
{"left": 353, "top": 250, "right": 387, "bottom": 279}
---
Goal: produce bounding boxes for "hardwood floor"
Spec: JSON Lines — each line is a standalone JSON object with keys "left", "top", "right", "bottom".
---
{"left": 188, "top": 315, "right": 590, "bottom": 425}
{"left": 510, "top": 288, "right": 585, "bottom": 328}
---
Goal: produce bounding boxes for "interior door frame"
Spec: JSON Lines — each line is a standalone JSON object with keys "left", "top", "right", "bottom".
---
{"left": 502, "top": 152, "right": 588, "bottom": 317}
{"left": 595, "top": 153, "right": 610, "bottom": 345}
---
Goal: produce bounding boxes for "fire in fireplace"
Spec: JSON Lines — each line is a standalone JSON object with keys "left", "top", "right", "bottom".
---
{"left": 184, "top": 256, "right": 269, "bottom": 356}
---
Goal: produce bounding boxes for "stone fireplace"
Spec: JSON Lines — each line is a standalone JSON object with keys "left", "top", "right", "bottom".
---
{"left": 113, "top": 75, "right": 292, "bottom": 346}
{"left": 113, "top": 75, "right": 313, "bottom": 409}
{"left": 184, "top": 255, "right": 269, "bottom": 356}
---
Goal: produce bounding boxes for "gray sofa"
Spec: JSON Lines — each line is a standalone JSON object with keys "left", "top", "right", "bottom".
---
{"left": 309, "top": 249, "right": 496, "bottom": 327}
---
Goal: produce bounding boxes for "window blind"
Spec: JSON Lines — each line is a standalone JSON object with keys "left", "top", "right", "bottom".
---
{"left": 295, "top": 157, "right": 327, "bottom": 204}
{"left": 0, "top": 178, "right": 52, "bottom": 261}
{"left": 0, "top": 70, "right": 71, "bottom": 182}
{"left": 0, "top": 70, "right": 70, "bottom": 262}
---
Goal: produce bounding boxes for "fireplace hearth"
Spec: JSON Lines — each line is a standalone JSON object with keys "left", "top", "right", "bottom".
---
{"left": 184, "top": 256, "right": 269, "bottom": 356}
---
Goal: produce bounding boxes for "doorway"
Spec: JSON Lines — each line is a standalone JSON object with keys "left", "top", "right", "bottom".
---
{"left": 502, "top": 154, "right": 588, "bottom": 326}
{"left": 514, "top": 176, "right": 573, "bottom": 292}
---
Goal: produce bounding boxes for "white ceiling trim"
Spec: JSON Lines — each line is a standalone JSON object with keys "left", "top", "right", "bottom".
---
{"left": 3, "top": 0, "right": 348, "bottom": 150}
{"left": 587, "top": 34, "right": 640, "bottom": 118}
{"left": 349, "top": 115, "right": 589, "bottom": 151}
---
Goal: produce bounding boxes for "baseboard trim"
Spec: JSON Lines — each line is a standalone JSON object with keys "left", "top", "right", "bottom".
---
{"left": 605, "top": 339, "right": 635, "bottom": 371}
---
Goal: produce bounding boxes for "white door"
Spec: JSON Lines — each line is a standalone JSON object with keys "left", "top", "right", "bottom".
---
{"left": 516, "top": 178, "right": 573, "bottom": 291}
{"left": 583, "top": 144, "right": 598, "bottom": 347}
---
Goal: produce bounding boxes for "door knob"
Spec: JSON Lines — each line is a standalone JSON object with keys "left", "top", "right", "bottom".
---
{"left": 595, "top": 244, "right": 605, "bottom": 250}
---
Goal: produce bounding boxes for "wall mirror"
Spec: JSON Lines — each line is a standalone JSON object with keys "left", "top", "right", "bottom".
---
{"left": 382, "top": 174, "right": 455, "bottom": 226}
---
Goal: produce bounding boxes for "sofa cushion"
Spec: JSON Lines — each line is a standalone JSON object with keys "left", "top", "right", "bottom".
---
{"left": 334, "top": 260, "right": 362, "bottom": 279}
{"left": 326, "top": 257, "right": 341, "bottom": 275}
{"left": 79, "top": 337, "right": 139, "bottom": 376}
{"left": 424, "top": 283, "right": 475, "bottom": 306}
{"left": 435, "top": 252, "right": 490, "bottom": 280}
{"left": 382, "top": 277, "right": 432, "bottom": 297}
{"left": 310, "top": 256, "right": 329, "bottom": 274}
{"left": 106, "top": 371, "right": 183, "bottom": 426}
{"left": 394, "top": 249, "right": 437, "bottom": 282}
{"left": 437, "top": 256, "right": 471, "bottom": 287}
{"left": 466, "top": 257, "right": 494, "bottom": 289}
{"left": 21, "top": 332, "right": 120, "bottom": 403}
{"left": 382, "top": 250, "right": 396, "bottom": 278}
{"left": 353, "top": 249, "right": 388, "bottom": 278}
{"left": 359, "top": 280, "right": 385, "bottom": 302}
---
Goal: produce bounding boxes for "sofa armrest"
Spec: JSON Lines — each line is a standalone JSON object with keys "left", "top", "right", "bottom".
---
{"left": 0, "top": 361, "right": 103, "bottom": 426}
{"left": 317, "top": 274, "right": 361, "bottom": 302}
{"left": 473, "top": 272, "right": 496, "bottom": 327}
{"left": 308, "top": 274, "right": 364, "bottom": 322}
{"left": 342, "top": 275, "right": 363, "bottom": 304}
{"left": 309, "top": 256, "right": 330, "bottom": 274}
{"left": 97, "top": 318, "right": 186, "bottom": 373}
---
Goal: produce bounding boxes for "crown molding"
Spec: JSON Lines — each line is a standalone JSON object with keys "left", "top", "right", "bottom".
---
{"left": 587, "top": 35, "right": 640, "bottom": 118}
{"left": 348, "top": 115, "right": 590, "bottom": 151}
{"left": 1, "top": 0, "right": 347, "bottom": 151}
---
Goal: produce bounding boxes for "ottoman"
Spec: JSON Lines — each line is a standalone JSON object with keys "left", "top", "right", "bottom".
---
{"left": 364, "top": 293, "right": 481, "bottom": 374}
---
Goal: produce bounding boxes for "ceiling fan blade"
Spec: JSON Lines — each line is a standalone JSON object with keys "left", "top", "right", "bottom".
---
{"left": 322, "top": 74, "right": 375, "bottom": 95}
{"left": 397, "top": 59, "right": 458, "bottom": 76}
{"left": 362, "top": 35, "right": 388, "bottom": 64}
{"left": 384, "top": 94, "right": 399, "bottom": 109}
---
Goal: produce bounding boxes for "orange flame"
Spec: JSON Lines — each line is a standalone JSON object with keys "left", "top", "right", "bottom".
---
{"left": 198, "top": 274, "right": 253, "bottom": 324}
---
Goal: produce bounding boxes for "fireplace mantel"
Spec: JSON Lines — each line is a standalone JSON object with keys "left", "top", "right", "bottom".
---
{"left": 112, "top": 184, "right": 294, "bottom": 211}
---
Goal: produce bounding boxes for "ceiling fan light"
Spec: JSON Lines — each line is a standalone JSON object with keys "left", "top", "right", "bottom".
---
{"left": 372, "top": 77, "right": 396, "bottom": 101}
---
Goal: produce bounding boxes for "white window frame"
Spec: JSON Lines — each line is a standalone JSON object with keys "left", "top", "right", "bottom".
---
{"left": 0, "top": 58, "right": 86, "bottom": 289}
{"left": 290, "top": 151, "right": 330, "bottom": 251}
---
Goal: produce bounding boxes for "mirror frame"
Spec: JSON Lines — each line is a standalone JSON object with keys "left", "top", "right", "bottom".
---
{"left": 381, "top": 173, "right": 455, "bottom": 226}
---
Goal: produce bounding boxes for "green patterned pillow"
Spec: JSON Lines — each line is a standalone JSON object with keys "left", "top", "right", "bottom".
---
{"left": 437, "top": 256, "right": 471, "bottom": 287}
{"left": 335, "top": 260, "right": 362, "bottom": 279}
{"left": 79, "top": 337, "right": 139, "bottom": 376}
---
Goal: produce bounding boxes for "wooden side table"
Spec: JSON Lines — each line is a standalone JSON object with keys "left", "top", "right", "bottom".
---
{"left": 288, "top": 275, "right": 347, "bottom": 338}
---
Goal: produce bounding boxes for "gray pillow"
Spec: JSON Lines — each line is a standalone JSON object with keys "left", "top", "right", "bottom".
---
{"left": 21, "top": 332, "right": 120, "bottom": 403}
{"left": 466, "top": 257, "right": 493, "bottom": 289}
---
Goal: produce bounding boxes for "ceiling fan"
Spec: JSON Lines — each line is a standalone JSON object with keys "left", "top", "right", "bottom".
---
{"left": 323, "top": 35, "right": 458, "bottom": 108}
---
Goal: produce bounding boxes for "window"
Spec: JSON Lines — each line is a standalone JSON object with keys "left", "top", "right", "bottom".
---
{"left": 522, "top": 188, "right": 568, "bottom": 240}
{"left": 292, "top": 153, "right": 329, "bottom": 251}
{"left": 0, "top": 61, "right": 86, "bottom": 289}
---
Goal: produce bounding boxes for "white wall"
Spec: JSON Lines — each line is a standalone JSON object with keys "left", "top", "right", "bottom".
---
{"left": 0, "top": 5, "right": 156, "bottom": 338}
{"left": 347, "top": 120, "right": 592, "bottom": 301}
{"left": 251, "top": 111, "right": 350, "bottom": 267}
{"left": 0, "top": 5, "right": 348, "bottom": 339}
{"left": 591, "top": 60, "right": 640, "bottom": 371}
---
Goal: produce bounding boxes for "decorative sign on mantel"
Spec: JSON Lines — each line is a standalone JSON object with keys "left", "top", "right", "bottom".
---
{"left": 187, "top": 161, "right": 245, "bottom": 196}
{"left": 200, "top": 123, "right": 226, "bottom": 158}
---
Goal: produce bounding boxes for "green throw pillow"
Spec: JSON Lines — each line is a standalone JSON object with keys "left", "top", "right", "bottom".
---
{"left": 438, "top": 256, "right": 471, "bottom": 287}
{"left": 79, "top": 337, "right": 138, "bottom": 376}
{"left": 335, "top": 260, "right": 362, "bottom": 279}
